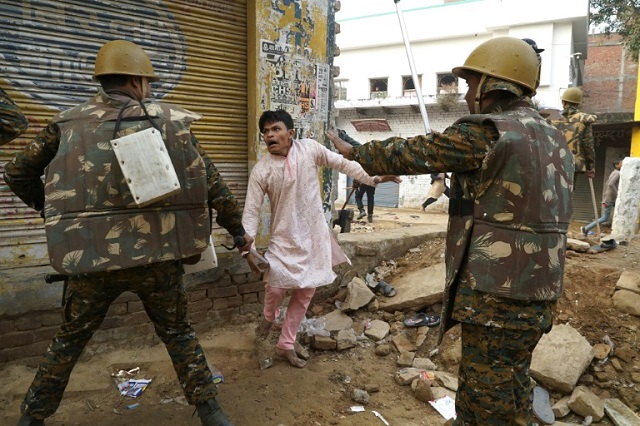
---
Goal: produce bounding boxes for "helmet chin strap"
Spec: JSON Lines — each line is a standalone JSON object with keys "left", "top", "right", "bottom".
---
{"left": 473, "top": 74, "right": 487, "bottom": 114}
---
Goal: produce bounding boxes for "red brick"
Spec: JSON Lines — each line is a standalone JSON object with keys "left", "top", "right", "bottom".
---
{"left": 0, "top": 319, "right": 15, "bottom": 335}
{"left": 238, "top": 282, "right": 266, "bottom": 294}
{"left": 33, "top": 326, "right": 59, "bottom": 343}
{"left": 0, "top": 340, "right": 49, "bottom": 363}
{"left": 189, "top": 311, "right": 208, "bottom": 324}
{"left": 127, "top": 300, "right": 144, "bottom": 313}
{"left": 230, "top": 274, "right": 248, "bottom": 284}
{"left": 208, "top": 286, "right": 238, "bottom": 299}
{"left": 227, "top": 295, "right": 243, "bottom": 308}
{"left": 106, "top": 302, "right": 127, "bottom": 317}
{"left": 40, "top": 312, "right": 62, "bottom": 326}
{"left": 0, "top": 331, "right": 34, "bottom": 349}
{"left": 15, "top": 314, "right": 42, "bottom": 331}
{"left": 212, "top": 299, "right": 228, "bottom": 309}
{"left": 188, "top": 289, "right": 207, "bottom": 302}
{"left": 242, "top": 293, "right": 258, "bottom": 304}
{"left": 189, "top": 299, "right": 212, "bottom": 313}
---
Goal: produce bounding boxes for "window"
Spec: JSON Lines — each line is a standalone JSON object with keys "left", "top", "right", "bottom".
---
{"left": 402, "top": 75, "right": 422, "bottom": 97}
{"left": 335, "top": 80, "right": 348, "bottom": 101}
{"left": 437, "top": 73, "right": 458, "bottom": 94}
{"left": 370, "top": 78, "right": 388, "bottom": 99}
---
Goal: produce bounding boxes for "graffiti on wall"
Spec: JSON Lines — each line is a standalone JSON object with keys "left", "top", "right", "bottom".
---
{"left": 0, "top": 0, "right": 187, "bottom": 110}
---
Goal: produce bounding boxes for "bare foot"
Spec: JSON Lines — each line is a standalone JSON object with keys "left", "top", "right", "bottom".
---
{"left": 275, "top": 347, "right": 307, "bottom": 368}
{"left": 255, "top": 319, "right": 273, "bottom": 339}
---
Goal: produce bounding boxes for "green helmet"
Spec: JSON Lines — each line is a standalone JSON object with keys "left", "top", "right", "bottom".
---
{"left": 561, "top": 87, "right": 583, "bottom": 105}
{"left": 94, "top": 40, "right": 159, "bottom": 81}
{"left": 452, "top": 37, "right": 538, "bottom": 96}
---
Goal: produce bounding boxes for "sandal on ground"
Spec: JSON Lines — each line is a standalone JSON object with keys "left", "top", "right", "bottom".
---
{"left": 374, "top": 280, "right": 397, "bottom": 297}
{"left": 532, "top": 385, "right": 555, "bottom": 425}
{"left": 403, "top": 313, "right": 440, "bottom": 327}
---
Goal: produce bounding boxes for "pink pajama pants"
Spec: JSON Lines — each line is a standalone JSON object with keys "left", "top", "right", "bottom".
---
{"left": 263, "top": 285, "right": 316, "bottom": 350}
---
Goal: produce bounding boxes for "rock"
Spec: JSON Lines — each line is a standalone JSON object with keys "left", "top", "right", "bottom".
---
{"left": 593, "top": 343, "right": 612, "bottom": 360}
{"left": 566, "top": 238, "right": 591, "bottom": 252}
{"left": 594, "top": 371, "right": 615, "bottom": 382}
{"left": 383, "top": 312, "right": 395, "bottom": 322}
{"left": 365, "top": 384, "right": 379, "bottom": 393}
{"left": 397, "top": 351, "right": 415, "bottom": 367}
{"left": 615, "top": 270, "right": 640, "bottom": 295}
{"left": 367, "top": 298, "right": 379, "bottom": 312}
{"left": 341, "top": 278, "right": 376, "bottom": 311}
{"left": 612, "top": 289, "right": 640, "bottom": 317}
{"left": 615, "top": 344, "right": 636, "bottom": 363}
{"left": 395, "top": 368, "right": 422, "bottom": 385}
{"left": 352, "top": 320, "right": 365, "bottom": 335}
{"left": 389, "top": 321, "right": 404, "bottom": 335}
{"left": 430, "top": 386, "right": 456, "bottom": 401}
{"left": 312, "top": 335, "right": 336, "bottom": 351}
{"left": 336, "top": 329, "right": 358, "bottom": 351}
{"left": 392, "top": 333, "right": 416, "bottom": 353}
{"left": 630, "top": 373, "right": 640, "bottom": 383}
{"left": 413, "top": 379, "right": 434, "bottom": 402}
{"left": 531, "top": 324, "right": 594, "bottom": 393}
{"left": 433, "top": 371, "right": 459, "bottom": 391}
{"left": 552, "top": 396, "right": 571, "bottom": 418}
{"left": 568, "top": 386, "right": 605, "bottom": 422}
{"left": 379, "top": 263, "right": 446, "bottom": 312}
{"left": 412, "top": 357, "right": 437, "bottom": 371}
{"left": 321, "top": 310, "right": 353, "bottom": 332}
{"left": 364, "top": 319, "right": 390, "bottom": 341}
{"left": 351, "top": 388, "right": 370, "bottom": 405}
{"left": 375, "top": 344, "right": 391, "bottom": 356}
{"left": 604, "top": 398, "right": 640, "bottom": 425}
{"left": 611, "top": 358, "right": 624, "bottom": 372}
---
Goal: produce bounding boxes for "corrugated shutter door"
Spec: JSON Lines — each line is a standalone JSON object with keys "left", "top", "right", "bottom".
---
{"left": 0, "top": 0, "right": 247, "bottom": 267}
{"left": 345, "top": 177, "right": 400, "bottom": 209}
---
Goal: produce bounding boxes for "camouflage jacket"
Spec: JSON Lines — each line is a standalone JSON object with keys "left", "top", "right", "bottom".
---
{"left": 551, "top": 106, "right": 596, "bottom": 172}
{"left": 4, "top": 90, "right": 246, "bottom": 274}
{"left": 0, "top": 86, "right": 28, "bottom": 145}
{"left": 351, "top": 105, "right": 573, "bottom": 341}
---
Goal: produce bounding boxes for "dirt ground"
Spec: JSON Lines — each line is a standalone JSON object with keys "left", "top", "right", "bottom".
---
{"left": 1, "top": 207, "right": 639, "bottom": 426}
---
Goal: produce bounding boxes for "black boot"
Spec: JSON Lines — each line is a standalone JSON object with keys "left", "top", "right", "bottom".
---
{"left": 356, "top": 209, "right": 366, "bottom": 220}
{"left": 17, "top": 414, "right": 44, "bottom": 426}
{"left": 367, "top": 215, "right": 373, "bottom": 223}
{"left": 196, "top": 399, "right": 234, "bottom": 426}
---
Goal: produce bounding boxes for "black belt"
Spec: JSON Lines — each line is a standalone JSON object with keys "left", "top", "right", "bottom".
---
{"left": 448, "top": 198, "right": 474, "bottom": 217}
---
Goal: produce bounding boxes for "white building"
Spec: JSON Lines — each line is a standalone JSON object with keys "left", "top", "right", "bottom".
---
{"left": 333, "top": 0, "right": 589, "bottom": 210}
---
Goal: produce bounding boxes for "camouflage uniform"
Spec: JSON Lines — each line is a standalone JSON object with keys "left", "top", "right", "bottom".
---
{"left": 551, "top": 105, "right": 596, "bottom": 174}
{"left": 350, "top": 103, "right": 573, "bottom": 425}
{"left": 0, "top": 86, "right": 28, "bottom": 145}
{"left": 4, "top": 89, "right": 246, "bottom": 421}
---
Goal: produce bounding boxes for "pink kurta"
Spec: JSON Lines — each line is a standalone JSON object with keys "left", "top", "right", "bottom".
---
{"left": 242, "top": 138, "right": 377, "bottom": 289}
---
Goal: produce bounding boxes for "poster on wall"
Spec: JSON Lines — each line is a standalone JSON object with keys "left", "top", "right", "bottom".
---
{"left": 315, "top": 64, "right": 330, "bottom": 115}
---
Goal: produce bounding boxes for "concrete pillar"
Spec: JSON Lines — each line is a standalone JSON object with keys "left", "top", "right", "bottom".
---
{"left": 611, "top": 157, "right": 640, "bottom": 241}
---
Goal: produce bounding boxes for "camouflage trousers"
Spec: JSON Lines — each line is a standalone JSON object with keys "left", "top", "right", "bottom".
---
{"left": 22, "top": 261, "right": 217, "bottom": 419}
{"left": 454, "top": 323, "right": 543, "bottom": 426}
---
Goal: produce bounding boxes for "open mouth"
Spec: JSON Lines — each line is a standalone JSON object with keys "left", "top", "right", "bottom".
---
{"left": 267, "top": 140, "right": 278, "bottom": 147}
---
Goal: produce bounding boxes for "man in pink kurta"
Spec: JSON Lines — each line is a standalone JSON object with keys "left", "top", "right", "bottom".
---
{"left": 242, "top": 110, "right": 398, "bottom": 368}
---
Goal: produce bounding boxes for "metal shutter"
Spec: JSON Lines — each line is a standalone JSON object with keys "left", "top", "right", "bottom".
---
{"left": 0, "top": 0, "right": 248, "bottom": 268}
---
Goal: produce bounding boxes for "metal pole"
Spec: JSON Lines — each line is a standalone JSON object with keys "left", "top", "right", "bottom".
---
{"left": 588, "top": 177, "right": 602, "bottom": 241}
{"left": 394, "top": 0, "right": 431, "bottom": 134}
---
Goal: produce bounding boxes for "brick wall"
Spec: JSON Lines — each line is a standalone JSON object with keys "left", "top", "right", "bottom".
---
{"left": 582, "top": 34, "right": 638, "bottom": 114}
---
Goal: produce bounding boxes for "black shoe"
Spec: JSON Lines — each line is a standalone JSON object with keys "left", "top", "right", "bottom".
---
{"left": 580, "top": 227, "right": 588, "bottom": 237}
{"left": 367, "top": 215, "right": 373, "bottom": 223}
{"left": 17, "top": 415, "right": 44, "bottom": 426}
{"left": 196, "top": 399, "right": 234, "bottom": 426}
{"left": 356, "top": 210, "right": 366, "bottom": 220}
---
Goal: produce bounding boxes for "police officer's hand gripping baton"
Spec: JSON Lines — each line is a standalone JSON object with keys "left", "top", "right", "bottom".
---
{"left": 394, "top": 0, "right": 431, "bottom": 134}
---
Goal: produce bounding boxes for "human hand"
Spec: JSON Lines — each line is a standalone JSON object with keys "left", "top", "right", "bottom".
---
{"left": 235, "top": 233, "right": 254, "bottom": 253}
{"left": 587, "top": 169, "right": 595, "bottom": 179}
{"left": 374, "top": 175, "right": 403, "bottom": 184}
{"left": 244, "top": 251, "right": 263, "bottom": 275}
{"left": 327, "top": 129, "right": 354, "bottom": 159}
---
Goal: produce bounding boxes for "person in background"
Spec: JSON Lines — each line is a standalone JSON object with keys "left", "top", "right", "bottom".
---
{"left": 4, "top": 40, "right": 251, "bottom": 426}
{"left": 552, "top": 87, "right": 597, "bottom": 182}
{"left": 244, "top": 110, "right": 399, "bottom": 368}
{"left": 582, "top": 159, "right": 622, "bottom": 237}
{"left": 421, "top": 173, "right": 450, "bottom": 211}
{"left": 328, "top": 37, "right": 573, "bottom": 425}
{"left": 521, "top": 38, "right": 544, "bottom": 91}
{"left": 337, "top": 129, "right": 378, "bottom": 223}
{"left": 0, "top": 86, "right": 28, "bottom": 144}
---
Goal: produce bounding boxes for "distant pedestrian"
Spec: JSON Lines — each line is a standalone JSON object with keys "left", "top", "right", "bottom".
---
{"left": 421, "top": 173, "right": 450, "bottom": 211}
{"left": 582, "top": 159, "right": 622, "bottom": 237}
